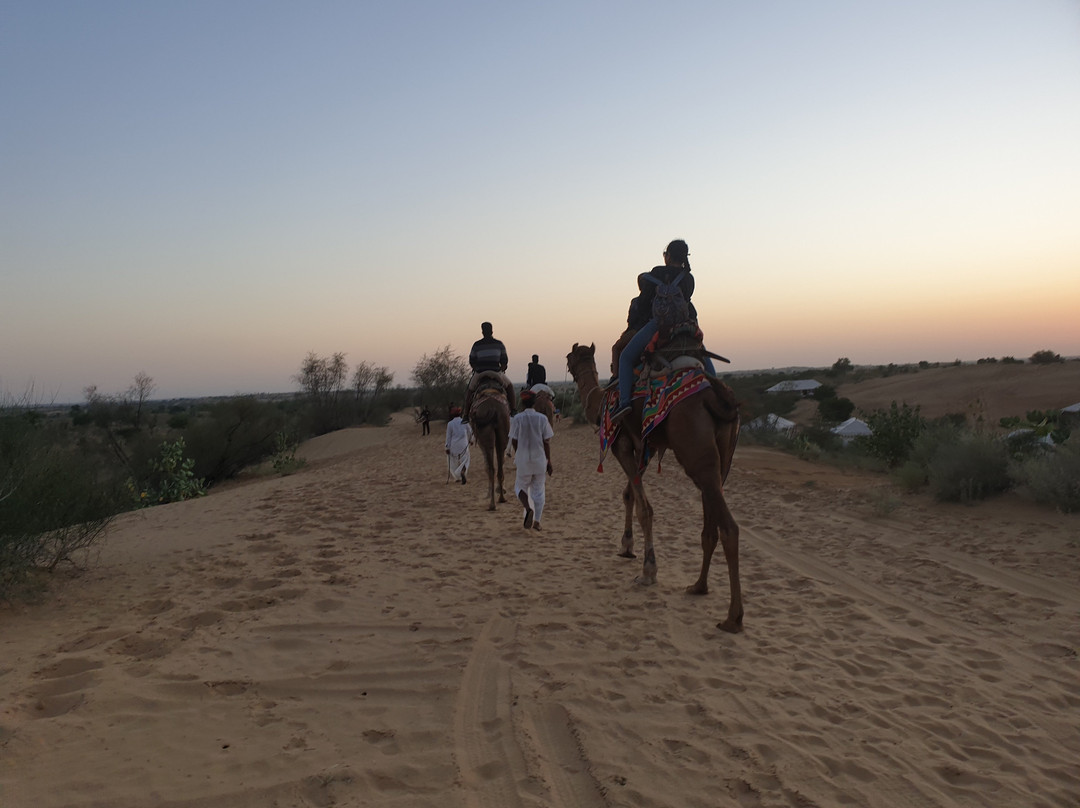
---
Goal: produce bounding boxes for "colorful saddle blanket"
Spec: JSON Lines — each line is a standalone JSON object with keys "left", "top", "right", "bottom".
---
{"left": 598, "top": 367, "right": 712, "bottom": 472}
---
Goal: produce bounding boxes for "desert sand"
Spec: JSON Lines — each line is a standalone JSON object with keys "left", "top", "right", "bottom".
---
{"left": 2, "top": 410, "right": 1078, "bottom": 808}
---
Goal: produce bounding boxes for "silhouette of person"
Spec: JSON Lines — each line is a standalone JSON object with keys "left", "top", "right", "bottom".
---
{"left": 526, "top": 354, "right": 547, "bottom": 388}
{"left": 464, "top": 322, "right": 515, "bottom": 420}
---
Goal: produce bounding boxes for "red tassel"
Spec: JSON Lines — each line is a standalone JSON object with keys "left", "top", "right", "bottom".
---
{"left": 597, "top": 462, "right": 604, "bottom": 473}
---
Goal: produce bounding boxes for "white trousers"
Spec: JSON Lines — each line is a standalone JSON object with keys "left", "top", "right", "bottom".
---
{"left": 449, "top": 449, "right": 470, "bottom": 480}
{"left": 515, "top": 470, "right": 547, "bottom": 524}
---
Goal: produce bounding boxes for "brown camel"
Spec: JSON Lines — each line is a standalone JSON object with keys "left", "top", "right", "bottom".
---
{"left": 566, "top": 342, "right": 744, "bottom": 633}
{"left": 533, "top": 389, "right": 556, "bottom": 428}
{"left": 470, "top": 382, "right": 510, "bottom": 511}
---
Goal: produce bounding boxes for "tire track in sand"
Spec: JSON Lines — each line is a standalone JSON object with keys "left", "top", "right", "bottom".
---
{"left": 454, "top": 614, "right": 606, "bottom": 808}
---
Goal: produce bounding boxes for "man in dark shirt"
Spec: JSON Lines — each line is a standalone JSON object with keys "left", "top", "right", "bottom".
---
{"left": 526, "top": 355, "right": 546, "bottom": 388}
{"left": 464, "top": 322, "right": 514, "bottom": 420}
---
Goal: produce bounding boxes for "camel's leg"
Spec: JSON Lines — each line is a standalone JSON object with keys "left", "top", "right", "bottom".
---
{"left": 714, "top": 496, "right": 742, "bottom": 633}
{"left": 484, "top": 444, "right": 497, "bottom": 511}
{"left": 688, "top": 485, "right": 721, "bottom": 596}
{"left": 613, "top": 438, "right": 654, "bottom": 583}
{"left": 619, "top": 482, "right": 636, "bottom": 558}
{"left": 625, "top": 477, "right": 655, "bottom": 584}
{"left": 689, "top": 483, "right": 742, "bottom": 632}
{"left": 636, "top": 489, "right": 656, "bottom": 584}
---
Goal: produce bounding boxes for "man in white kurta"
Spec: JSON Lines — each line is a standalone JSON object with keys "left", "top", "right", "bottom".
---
{"left": 508, "top": 390, "right": 554, "bottom": 530}
{"left": 444, "top": 407, "right": 473, "bottom": 484}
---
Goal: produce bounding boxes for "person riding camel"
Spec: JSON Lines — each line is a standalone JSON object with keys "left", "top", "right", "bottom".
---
{"left": 611, "top": 238, "right": 715, "bottom": 421}
{"left": 463, "top": 321, "right": 515, "bottom": 422}
{"left": 526, "top": 354, "right": 547, "bottom": 388}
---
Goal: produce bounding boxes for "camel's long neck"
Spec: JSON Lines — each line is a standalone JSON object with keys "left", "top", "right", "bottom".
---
{"left": 573, "top": 362, "right": 604, "bottom": 423}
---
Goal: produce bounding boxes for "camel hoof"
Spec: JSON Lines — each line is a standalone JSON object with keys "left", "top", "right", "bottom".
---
{"left": 715, "top": 619, "right": 744, "bottom": 634}
{"left": 685, "top": 583, "right": 708, "bottom": 596}
{"left": 618, "top": 551, "right": 637, "bottom": 559}
{"left": 498, "top": 495, "right": 507, "bottom": 504}
{"left": 487, "top": 504, "right": 496, "bottom": 512}
{"left": 633, "top": 575, "right": 656, "bottom": 587}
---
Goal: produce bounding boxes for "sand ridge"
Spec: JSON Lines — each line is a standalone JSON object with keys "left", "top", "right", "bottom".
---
{"left": 1, "top": 412, "right": 1078, "bottom": 807}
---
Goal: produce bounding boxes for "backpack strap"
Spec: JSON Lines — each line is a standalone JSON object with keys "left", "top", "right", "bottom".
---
{"left": 641, "top": 270, "right": 686, "bottom": 287}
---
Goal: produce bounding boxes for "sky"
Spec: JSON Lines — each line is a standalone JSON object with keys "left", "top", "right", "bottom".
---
{"left": 3, "top": 1, "right": 1079, "bottom": 401}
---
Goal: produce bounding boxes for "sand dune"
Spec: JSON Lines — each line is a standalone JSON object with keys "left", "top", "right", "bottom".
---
{"left": 2, "top": 411, "right": 1078, "bottom": 807}
{"left": 790, "top": 361, "right": 1080, "bottom": 427}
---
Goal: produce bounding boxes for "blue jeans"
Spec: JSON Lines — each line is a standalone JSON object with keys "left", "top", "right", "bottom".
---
{"left": 618, "top": 321, "right": 658, "bottom": 408}
{"left": 618, "top": 320, "right": 717, "bottom": 408}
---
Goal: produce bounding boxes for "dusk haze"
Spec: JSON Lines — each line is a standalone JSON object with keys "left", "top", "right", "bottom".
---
{"left": 3, "top": 1, "right": 1079, "bottom": 400}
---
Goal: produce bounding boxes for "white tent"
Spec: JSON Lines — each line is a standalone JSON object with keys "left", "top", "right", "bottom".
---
{"left": 747, "top": 413, "right": 796, "bottom": 433}
{"left": 831, "top": 417, "right": 872, "bottom": 444}
{"left": 1062, "top": 402, "right": 1080, "bottom": 414}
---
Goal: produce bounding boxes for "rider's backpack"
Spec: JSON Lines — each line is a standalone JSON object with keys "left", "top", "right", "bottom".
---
{"left": 643, "top": 271, "right": 689, "bottom": 334}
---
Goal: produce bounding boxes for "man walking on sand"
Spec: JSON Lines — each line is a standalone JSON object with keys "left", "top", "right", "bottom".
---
{"left": 508, "top": 389, "right": 553, "bottom": 530}
{"left": 444, "top": 406, "right": 472, "bottom": 484}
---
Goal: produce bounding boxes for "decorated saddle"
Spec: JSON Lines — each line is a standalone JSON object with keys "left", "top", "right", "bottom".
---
{"left": 597, "top": 365, "right": 712, "bottom": 473}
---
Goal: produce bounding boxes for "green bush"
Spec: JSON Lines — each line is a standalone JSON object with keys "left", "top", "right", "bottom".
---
{"left": 927, "top": 435, "right": 1010, "bottom": 503}
{"left": 1011, "top": 446, "right": 1080, "bottom": 513}
{"left": 182, "top": 397, "right": 285, "bottom": 485}
{"left": 893, "top": 460, "right": 927, "bottom": 492}
{"left": 860, "top": 402, "right": 926, "bottom": 467}
{"left": 133, "top": 438, "right": 205, "bottom": 505}
{"left": 818, "top": 396, "right": 855, "bottom": 423}
{"left": 271, "top": 430, "right": 307, "bottom": 476}
{"left": 1, "top": 413, "right": 125, "bottom": 598}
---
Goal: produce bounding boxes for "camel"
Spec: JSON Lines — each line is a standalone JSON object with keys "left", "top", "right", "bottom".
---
{"left": 531, "top": 387, "right": 557, "bottom": 428}
{"left": 469, "top": 379, "right": 510, "bottom": 511}
{"left": 566, "top": 342, "right": 744, "bottom": 632}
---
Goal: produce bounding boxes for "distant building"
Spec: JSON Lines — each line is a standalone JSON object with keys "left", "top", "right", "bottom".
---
{"left": 765, "top": 379, "right": 821, "bottom": 396}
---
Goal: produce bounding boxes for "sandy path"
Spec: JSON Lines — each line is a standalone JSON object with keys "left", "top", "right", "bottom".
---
{"left": 1, "top": 413, "right": 1077, "bottom": 807}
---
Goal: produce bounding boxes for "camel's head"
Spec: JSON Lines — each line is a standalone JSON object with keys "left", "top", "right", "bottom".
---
{"left": 566, "top": 343, "right": 596, "bottom": 382}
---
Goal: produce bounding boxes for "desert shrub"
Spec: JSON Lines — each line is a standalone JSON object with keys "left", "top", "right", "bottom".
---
{"left": 182, "top": 397, "right": 286, "bottom": 485}
{"left": 893, "top": 460, "right": 927, "bottom": 492}
{"left": 936, "top": 413, "right": 967, "bottom": 429}
{"left": 1011, "top": 446, "right": 1080, "bottom": 513}
{"left": 860, "top": 402, "right": 926, "bottom": 467}
{"left": 1029, "top": 349, "right": 1063, "bottom": 365}
{"left": 134, "top": 438, "right": 205, "bottom": 505}
{"left": 741, "top": 425, "right": 795, "bottom": 449}
{"left": 411, "top": 346, "right": 471, "bottom": 418}
{"left": 818, "top": 396, "right": 855, "bottom": 423}
{"left": 1, "top": 412, "right": 125, "bottom": 597}
{"left": 927, "top": 435, "right": 1010, "bottom": 503}
{"left": 167, "top": 413, "right": 190, "bottom": 429}
{"left": 792, "top": 435, "right": 822, "bottom": 461}
{"left": 271, "top": 430, "right": 307, "bottom": 476}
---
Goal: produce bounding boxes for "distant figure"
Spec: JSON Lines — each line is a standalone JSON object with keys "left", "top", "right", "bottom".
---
{"left": 508, "top": 389, "right": 553, "bottom": 531}
{"left": 464, "top": 321, "right": 515, "bottom": 421}
{"left": 445, "top": 406, "right": 472, "bottom": 484}
{"left": 526, "top": 354, "right": 547, "bottom": 388}
{"left": 420, "top": 405, "right": 431, "bottom": 436}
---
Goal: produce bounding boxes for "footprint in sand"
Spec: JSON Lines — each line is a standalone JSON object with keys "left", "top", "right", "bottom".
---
{"left": 24, "top": 657, "right": 104, "bottom": 719}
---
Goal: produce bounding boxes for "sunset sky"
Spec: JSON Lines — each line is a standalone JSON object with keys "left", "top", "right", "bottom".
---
{"left": 3, "top": 1, "right": 1079, "bottom": 401}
